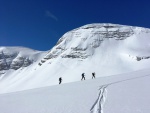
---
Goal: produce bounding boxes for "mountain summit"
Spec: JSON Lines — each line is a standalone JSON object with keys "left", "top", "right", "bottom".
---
{"left": 43, "top": 23, "right": 150, "bottom": 61}
{"left": 1, "top": 23, "right": 150, "bottom": 93}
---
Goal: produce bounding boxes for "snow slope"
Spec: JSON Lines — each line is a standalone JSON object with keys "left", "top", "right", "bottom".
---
{"left": 0, "top": 68, "right": 150, "bottom": 113}
{"left": 1, "top": 23, "right": 150, "bottom": 93}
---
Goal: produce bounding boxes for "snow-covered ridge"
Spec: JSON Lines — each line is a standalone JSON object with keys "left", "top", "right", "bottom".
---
{"left": 0, "top": 47, "right": 46, "bottom": 71}
{"left": 41, "top": 23, "right": 150, "bottom": 64}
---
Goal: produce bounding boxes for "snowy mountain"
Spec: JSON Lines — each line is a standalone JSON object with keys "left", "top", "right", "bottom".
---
{"left": 1, "top": 23, "right": 150, "bottom": 93}
{"left": 0, "top": 47, "right": 46, "bottom": 71}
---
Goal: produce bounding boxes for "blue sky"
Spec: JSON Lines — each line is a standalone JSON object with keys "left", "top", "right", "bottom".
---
{"left": 0, "top": 0, "right": 150, "bottom": 51}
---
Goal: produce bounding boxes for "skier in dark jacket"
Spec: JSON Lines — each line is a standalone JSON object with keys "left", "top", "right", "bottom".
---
{"left": 92, "top": 72, "right": 95, "bottom": 79}
{"left": 81, "top": 73, "right": 85, "bottom": 80}
{"left": 59, "top": 77, "right": 62, "bottom": 84}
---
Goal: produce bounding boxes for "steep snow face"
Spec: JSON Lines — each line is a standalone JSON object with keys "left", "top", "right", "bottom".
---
{"left": 1, "top": 23, "right": 150, "bottom": 93}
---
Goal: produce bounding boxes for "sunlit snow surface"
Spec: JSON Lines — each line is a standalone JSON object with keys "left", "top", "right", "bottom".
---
{"left": 1, "top": 24, "right": 150, "bottom": 93}
{"left": 0, "top": 69, "right": 150, "bottom": 113}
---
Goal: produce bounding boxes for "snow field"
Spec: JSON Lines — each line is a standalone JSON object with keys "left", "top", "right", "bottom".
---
{"left": 0, "top": 68, "right": 150, "bottom": 113}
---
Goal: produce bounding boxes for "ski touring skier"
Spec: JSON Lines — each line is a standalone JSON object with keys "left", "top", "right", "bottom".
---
{"left": 92, "top": 72, "right": 95, "bottom": 79}
{"left": 59, "top": 77, "right": 62, "bottom": 84}
{"left": 81, "top": 73, "right": 85, "bottom": 80}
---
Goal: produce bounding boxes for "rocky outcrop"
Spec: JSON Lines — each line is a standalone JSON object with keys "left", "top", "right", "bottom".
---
{"left": 0, "top": 47, "right": 42, "bottom": 71}
{"left": 61, "top": 47, "right": 88, "bottom": 59}
{"left": 40, "top": 24, "right": 138, "bottom": 64}
{"left": 10, "top": 56, "right": 32, "bottom": 70}
{"left": 0, "top": 52, "right": 33, "bottom": 71}
{"left": 0, "top": 51, "right": 17, "bottom": 70}
{"left": 136, "top": 56, "right": 150, "bottom": 61}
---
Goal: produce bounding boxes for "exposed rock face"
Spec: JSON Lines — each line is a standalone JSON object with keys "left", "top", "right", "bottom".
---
{"left": 0, "top": 51, "right": 33, "bottom": 71}
{"left": 1, "top": 24, "right": 150, "bottom": 71}
{"left": 136, "top": 56, "right": 150, "bottom": 61}
{"left": 10, "top": 56, "right": 32, "bottom": 70}
{"left": 0, "top": 47, "right": 45, "bottom": 71}
{"left": 0, "top": 51, "right": 17, "bottom": 70}
{"left": 80, "top": 24, "right": 134, "bottom": 40}
{"left": 40, "top": 23, "right": 150, "bottom": 64}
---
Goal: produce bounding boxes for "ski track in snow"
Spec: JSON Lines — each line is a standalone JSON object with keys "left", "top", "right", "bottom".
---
{"left": 90, "top": 74, "right": 150, "bottom": 113}
{"left": 90, "top": 85, "right": 108, "bottom": 113}
{"left": 0, "top": 71, "right": 150, "bottom": 113}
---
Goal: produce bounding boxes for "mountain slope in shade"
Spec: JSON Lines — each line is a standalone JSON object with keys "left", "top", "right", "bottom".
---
{"left": 1, "top": 23, "right": 150, "bottom": 93}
